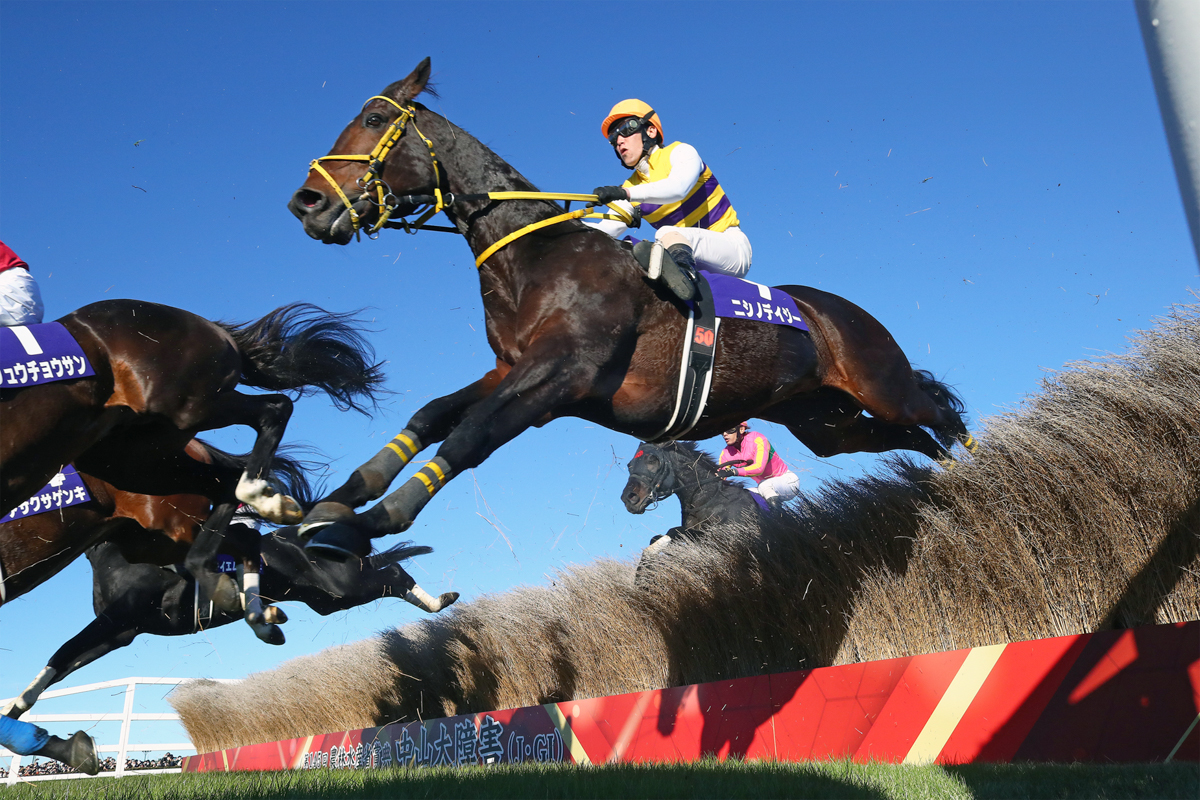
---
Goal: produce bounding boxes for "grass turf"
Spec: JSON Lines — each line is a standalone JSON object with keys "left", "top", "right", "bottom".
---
{"left": 2, "top": 760, "right": 1197, "bottom": 799}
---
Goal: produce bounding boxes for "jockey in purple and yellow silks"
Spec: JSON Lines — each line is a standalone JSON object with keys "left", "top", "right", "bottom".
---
{"left": 716, "top": 422, "right": 800, "bottom": 509}
{"left": 587, "top": 100, "right": 752, "bottom": 302}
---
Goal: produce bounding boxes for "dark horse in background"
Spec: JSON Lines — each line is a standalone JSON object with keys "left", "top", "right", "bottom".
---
{"left": 1, "top": 530, "right": 456, "bottom": 722}
{"left": 288, "top": 58, "right": 970, "bottom": 557}
{"left": 622, "top": 441, "right": 766, "bottom": 582}
{"left": 0, "top": 300, "right": 384, "bottom": 616}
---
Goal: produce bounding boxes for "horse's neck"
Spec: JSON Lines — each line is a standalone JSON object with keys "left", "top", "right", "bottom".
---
{"left": 418, "top": 108, "right": 573, "bottom": 268}
{"left": 671, "top": 458, "right": 724, "bottom": 526}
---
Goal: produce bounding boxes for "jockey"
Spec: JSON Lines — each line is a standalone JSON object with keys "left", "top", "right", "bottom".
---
{"left": 587, "top": 100, "right": 752, "bottom": 302}
{"left": 0, "top": 240, "right": 44, "bottom": 326}
{"left": 716, "top": 422, "right": 800, "bottom": 509}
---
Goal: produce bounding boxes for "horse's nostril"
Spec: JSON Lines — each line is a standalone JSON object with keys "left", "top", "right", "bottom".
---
{"left": 294, "top": 188, "right": 324, "bottom": 210}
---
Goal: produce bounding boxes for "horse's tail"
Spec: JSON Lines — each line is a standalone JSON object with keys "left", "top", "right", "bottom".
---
{"left": 218, "top": 303, "right": 386, "bottom": 414}
{"left": 912, "top": 369, "right": 970, "bottom": 447}
{"left": 366, "top": 541, "right": 432, "bottom": 570}
{"left": 197, "top": 440, "right": 319, "bottom": 511}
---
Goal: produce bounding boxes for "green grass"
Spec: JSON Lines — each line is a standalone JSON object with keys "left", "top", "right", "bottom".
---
{"left": 3, "top": 760, "right": 1197, "bottom": 799}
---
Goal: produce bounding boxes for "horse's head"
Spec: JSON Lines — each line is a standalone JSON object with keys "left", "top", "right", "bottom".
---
{"left": 622, "top": 442, "right": 677, "bottom": 514}
{"left": 289, "top": 57, "right": 441, "bottom": 245}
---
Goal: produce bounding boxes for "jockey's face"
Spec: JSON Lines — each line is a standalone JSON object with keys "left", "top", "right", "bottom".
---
{"left": 613, "top": 123, "right": 658, "bottom": 168}
{"left": 722, "top": 426, "right": 745, "bottom": 446}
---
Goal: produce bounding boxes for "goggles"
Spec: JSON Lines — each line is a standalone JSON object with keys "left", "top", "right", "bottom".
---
{"left": 607, "top": 112, "right": 656, "bottom": 145}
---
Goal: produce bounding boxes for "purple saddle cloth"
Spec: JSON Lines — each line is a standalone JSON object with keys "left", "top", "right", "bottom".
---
{"left": 0, "top": 322, "right": 95, "bottom": 388}
{"left": 702, "top": 273, "right": 809, "bottom": 332}
{"left": 1, "top": 465, "right": 92, "bottom": 523}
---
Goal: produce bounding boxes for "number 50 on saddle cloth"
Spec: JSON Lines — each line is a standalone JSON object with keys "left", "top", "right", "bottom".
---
{"left": 0, "top": 322, "right": 95, "bottom": 388}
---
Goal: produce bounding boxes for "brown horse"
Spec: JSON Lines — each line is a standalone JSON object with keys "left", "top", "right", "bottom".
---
{"left": 287, "top": 58, "right": 971, "bottom": 557}
{"left": 0, "top": 439, "right": 308, "bottom": 607}
{"left": 0, "top": 300, "right": 383, "bottom": 610}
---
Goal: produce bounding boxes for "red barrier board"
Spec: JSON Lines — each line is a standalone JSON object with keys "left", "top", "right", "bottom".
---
{"left": 183, "top": 621, "right": 1200, "bottom": 772}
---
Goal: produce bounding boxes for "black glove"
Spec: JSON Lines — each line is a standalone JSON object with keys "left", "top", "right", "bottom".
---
{"left": 592, "top": 185, "right": 627, "bottom": 205}
{"left": 716, "top": 464, "right": 737, "bottom": 478}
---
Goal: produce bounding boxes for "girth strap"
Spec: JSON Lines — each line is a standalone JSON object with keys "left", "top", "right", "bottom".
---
{"left": 648, "top": 272, "right": 720, "bottom": 442}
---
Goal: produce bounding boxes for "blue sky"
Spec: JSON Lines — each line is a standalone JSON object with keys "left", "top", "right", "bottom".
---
{"left": 1, "top": 1, "right": 1195, "bottom": 750}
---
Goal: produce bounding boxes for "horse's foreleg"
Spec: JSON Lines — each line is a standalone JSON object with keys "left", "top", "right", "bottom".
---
{"left": 301, "top": 369, "right": 508, "bottom": 535}
{"left": 362, "top": 354, "right": 581, "bottom": 536}
{"left": 182, "top": 501, "right": 241, "bottom": 613}
{"left": 238, "top": 559, "right": 284, "bottom": 645}
{"left": 307, "top": 349, "right": 584, "bottom": 554}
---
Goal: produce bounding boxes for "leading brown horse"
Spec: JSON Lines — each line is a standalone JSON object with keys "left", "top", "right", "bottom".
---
{"left": 0, "top": 300, "right": 383, "bottom": 610}
{"left": 287, "top": 58, "right": 971, "bottom": 557}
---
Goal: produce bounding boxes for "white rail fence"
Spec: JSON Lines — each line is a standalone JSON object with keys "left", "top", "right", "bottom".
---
{"left": 1, "top": 677, "right": 236, "bottom": 784}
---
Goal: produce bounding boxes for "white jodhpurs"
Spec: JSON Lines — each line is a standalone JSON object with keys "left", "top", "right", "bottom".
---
{"left": 748, "top": 471, "right": 801, "bottom": 503}
{"left": 0, "top": 269, "right": 44, "bottom": 326}
{"left": 655, "top": 225, "right": 752, "bottom": 278}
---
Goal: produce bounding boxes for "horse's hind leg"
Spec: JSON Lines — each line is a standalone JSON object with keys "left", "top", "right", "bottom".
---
{"left": 189, "top": 391, "right": 301, "bottom": 524}
{"left": 782, "top": 287, "right": 971, "bottom": 455}
{"left": 764, "top": 391, "right": 948, "bottom": 460}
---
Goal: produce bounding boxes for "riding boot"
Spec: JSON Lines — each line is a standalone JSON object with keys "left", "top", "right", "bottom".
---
{"left": 631, "top": 241, "right": 698, "bottom": 302}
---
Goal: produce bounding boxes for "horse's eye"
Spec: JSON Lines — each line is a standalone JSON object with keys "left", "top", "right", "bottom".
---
{"left": 365, "top": 113, "right": 385, "bottom": 128}
{"left": 645, "top": 455, "right": 660, "bottom": 470}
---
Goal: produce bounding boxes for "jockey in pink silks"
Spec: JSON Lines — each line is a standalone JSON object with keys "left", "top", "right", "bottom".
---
{"left": 716, "top": 422, "right": 801, "bottom": 509}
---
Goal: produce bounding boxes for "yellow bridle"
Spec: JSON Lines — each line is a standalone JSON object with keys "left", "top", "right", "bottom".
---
{"left": 307, "top": 95, "right": 444, "bottom": 238}
{"left": 305, "top": 95, "right": 636, "bottom": 266}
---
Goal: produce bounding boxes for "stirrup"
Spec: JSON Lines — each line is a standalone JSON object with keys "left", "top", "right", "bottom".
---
{"left": 632, "top": 241, "right": 697, "bottom": 302}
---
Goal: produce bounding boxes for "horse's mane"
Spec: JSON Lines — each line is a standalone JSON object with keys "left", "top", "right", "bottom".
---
{"left": 658, "top": 440, "right": 721, "bottom": 475}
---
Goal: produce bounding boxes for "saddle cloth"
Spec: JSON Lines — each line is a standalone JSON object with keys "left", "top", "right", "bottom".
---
{"left": 0, "top": 322, "right": 95, "bottom": 388}
{"left": 0, "top": 466, "right": 92, "bottom": 524}
{"left": 704, "top": 273, "right": 809, "bottom": 332}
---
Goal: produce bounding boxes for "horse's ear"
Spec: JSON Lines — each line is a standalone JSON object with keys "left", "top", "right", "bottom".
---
{"left": 384, "top": 57, "right": 434, "bottom": 103}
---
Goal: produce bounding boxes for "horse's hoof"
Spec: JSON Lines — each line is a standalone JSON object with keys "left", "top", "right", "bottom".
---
{"left": 39, "top": 731, "right": 100, "bottom": 776}
{"left": 262, "top": 605, "right": 288, "bottom": 625}
{"left": 275, "top": 496, "right": 305, "bottom": 525}
{"left": 211, "top": 573, "right": 241, "bottom": 612}
{"left": 251, "top": 623, "right": 286, "bottom": 646}
{"left": 298, "top": 501, "right": 356, "bottom": 538}
{"left": 305, "top": 523, "right": 372, "bottom": 561}
{"left": 438, "top": 592, "right": 460, "bottom": 610}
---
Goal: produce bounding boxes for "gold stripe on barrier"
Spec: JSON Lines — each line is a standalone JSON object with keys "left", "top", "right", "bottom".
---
{"left": 902, "top": 644, "right": 1007, "bottom": 764}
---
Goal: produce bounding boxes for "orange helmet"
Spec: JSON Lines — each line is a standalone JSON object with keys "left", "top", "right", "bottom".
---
{"left": 601, "top": 99, "right": 663, "bottom": 142}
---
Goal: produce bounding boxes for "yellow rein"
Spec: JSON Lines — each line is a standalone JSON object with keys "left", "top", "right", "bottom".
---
{"left": 306, "top": 96, "right": 635, "bottom": 266}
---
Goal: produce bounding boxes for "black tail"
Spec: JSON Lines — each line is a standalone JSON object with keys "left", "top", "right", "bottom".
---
{"left": 196, "top": 440, "right": 318, "bottom": 511}
{"left": 218, "top": 303, "right": 386, "bottom": 414}
{"left": 367, "top": 541, "right": 433, "bottom": 569}
{"left": 912, "top": 369, "right": 966, "bottom": 416}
